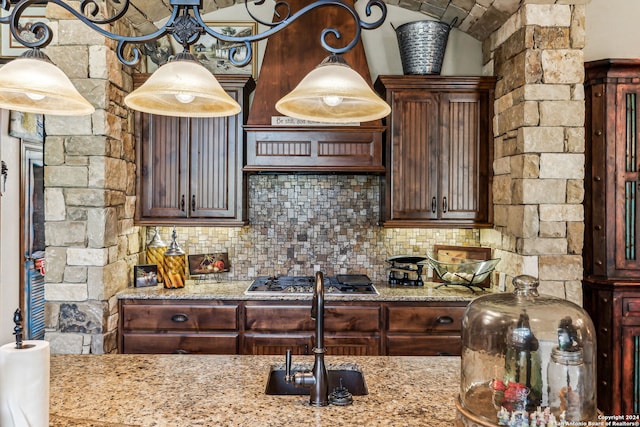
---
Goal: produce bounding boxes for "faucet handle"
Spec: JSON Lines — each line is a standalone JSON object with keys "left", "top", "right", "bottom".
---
{"left": 285, "top": 349, "right": 293, "bottom": 383}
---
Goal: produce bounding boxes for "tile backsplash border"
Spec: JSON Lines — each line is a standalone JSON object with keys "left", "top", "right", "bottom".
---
{"left": 147, "top": 174, "right": 481, "bottom": 282}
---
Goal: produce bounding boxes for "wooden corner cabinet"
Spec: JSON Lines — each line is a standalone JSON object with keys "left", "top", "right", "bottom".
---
{"left": 583, "top": 59, "right": 640, "bottom": 415}
{"left": 134, "top": 74, "right": 255, "bottom": 226}
{"left": 374, "top": 75, "right": 495, "bottom": 228}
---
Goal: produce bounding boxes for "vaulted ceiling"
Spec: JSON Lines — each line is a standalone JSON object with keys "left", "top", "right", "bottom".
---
{"left": 125, "top": 0, "right": 522, "bottom": 41}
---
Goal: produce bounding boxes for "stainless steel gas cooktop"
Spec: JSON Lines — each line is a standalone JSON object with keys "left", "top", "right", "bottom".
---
{"left": 245, "top": 275, "right": 378, "bottom": 295}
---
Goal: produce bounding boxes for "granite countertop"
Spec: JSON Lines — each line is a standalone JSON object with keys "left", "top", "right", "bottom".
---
{"left": 117, "top": 279, "right": 483, "bottom": 302}
{"left": 49, "top": 354, "right": 461, "bottom": 426}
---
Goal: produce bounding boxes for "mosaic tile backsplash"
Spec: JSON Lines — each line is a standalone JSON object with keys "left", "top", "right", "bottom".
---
{"left": 148, "top": 174, "right": 480, "bottom": 282}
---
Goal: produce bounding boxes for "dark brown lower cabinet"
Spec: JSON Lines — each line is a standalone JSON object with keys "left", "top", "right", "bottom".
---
{"left": 582, "top": 279, "right": 640, "bottom": 415}
{"left": 385, "top": 303, "right": 467, "bottom": 356}
{"left": 119, "top": 299, "right": 468, "bottom": 356}
{"left": 119, "top": 300, "right": 240, "bottom": 354}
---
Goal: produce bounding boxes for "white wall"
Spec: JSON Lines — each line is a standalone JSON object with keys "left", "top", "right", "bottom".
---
{"left": 585, "top": 0, "right": 640, "bottom": 61}
{"left": 0, "top": 109, "right": 22, "bottom": 346}
{"left": 357, "top": 3, "right": 483, "bottom": 79}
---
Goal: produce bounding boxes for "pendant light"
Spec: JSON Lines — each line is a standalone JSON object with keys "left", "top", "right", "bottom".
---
{"left": 275, "top": 54, "right": 391, "bottom": 124}
{"left": 0, "top": 48, "right": 94, "bottom": 116}
{"left": 124, "top": 51, "right": 241, "bottom": 118}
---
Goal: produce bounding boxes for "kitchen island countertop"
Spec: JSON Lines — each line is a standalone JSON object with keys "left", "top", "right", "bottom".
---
{"left": 50, "top": 354, "right": 461, "bottom": 426}
{"left": 117, "top": 279, "right": 483, "bottom": 302}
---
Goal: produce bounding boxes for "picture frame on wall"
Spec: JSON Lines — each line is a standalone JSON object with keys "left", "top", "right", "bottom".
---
{"left": 190, "top": 21, "right": 258, "bottom": 78}
{"left": 9, "top": 110, "right": 44, "bottom": 142}
{"left": 0, "top": 6, "right": 48, "bottom": 57}
{"left": 187, "top": 253, "right": 230, "bottom": 277}
{"left": 134, "top": 264, "right": 158, "bottom": 288}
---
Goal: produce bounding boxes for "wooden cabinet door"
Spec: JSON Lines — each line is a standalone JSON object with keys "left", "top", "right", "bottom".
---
{"left": 621, "top": 326, "right": 640, "bottom": 415}
{"left": 189, "top": 117, "right": 237, "bottom": 218}
{"left": 439, "top": 91, "right": 491, "bottom": 223}
{"left": 390, "top": 90, "right": 439, "bottom": 221}
{"left": 614, "top": 84, "right": 640, "bottom": 274}
{"left": 138, "top": 114, "right": 189, "bottom": 219}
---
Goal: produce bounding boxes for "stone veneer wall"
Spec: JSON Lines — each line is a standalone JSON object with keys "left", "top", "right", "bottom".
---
{"left": 480, "top": 1, "right": 587, "bottom": 304}
{"left": 42, "top": 5, "right": 142, "bottom": 354}
{"left": 151, "top": 174, "right": 481, "bottom": 283}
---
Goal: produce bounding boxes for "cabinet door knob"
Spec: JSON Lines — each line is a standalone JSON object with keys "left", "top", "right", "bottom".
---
{"left": 171, "top": 313, "right": 189, "bottom": 323}
{"left": 180, "top": 195, "right": 185, "bottom": 211}
{"left": 594, "top": 176, "right": 601, "bottom": 181}
{"left": 436, "top": 316, "right": 454, "bottom": 324}
{"left": 191, "top": 195, "right": 196, "bottom": 212}
{"left": 595, "top": 130, "right": 603, "bottom": 136}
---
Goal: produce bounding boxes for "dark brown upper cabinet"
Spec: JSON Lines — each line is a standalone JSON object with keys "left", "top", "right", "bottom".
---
{"left": 134, "top": 75, "right": 255, "bottom": 226}
{"left": 583, "top": 59, "right": 640, "bottom": 280}
{"left": 375, "top": 75, "right": 495, "bottom": 228}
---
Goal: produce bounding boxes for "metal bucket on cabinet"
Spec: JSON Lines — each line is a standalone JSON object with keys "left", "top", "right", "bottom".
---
{"left": 393, "top": 18, "right": 456, "bottom": 75}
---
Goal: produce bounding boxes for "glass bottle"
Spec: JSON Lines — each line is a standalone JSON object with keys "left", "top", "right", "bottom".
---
{"left": 547, "top": 316, "right": 596, "bottom": 421}
{"left": 502, "top": 311, "right": 542, "bottom": 412}
{"left": 163, "top": 227, "right": 186, "bottom": 289}
{"left": 145, "top": 227, "right": 167, "bottom": 284}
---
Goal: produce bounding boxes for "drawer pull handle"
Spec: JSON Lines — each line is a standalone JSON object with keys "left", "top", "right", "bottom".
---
{"left": 436, "top": 316, "right": 454, "bottom": 324}
{"left": 173, "top": 349, "right": 190, "bottom": 354}
{"left": 171, "top": 313, "right": 189, "bottom": 323}
{"left": 436, "top": 351, "right": 452, "bottom": 356}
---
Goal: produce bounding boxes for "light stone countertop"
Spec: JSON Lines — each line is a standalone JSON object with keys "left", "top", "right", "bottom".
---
{"left": 49, "top": 354, "right": 461, "bottom": 426}
{"left": 117, "top": 279, "right": 484, "bottom": 302}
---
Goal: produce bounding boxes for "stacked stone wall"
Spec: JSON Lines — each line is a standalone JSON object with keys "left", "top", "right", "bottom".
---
{"left": 481, "top": 1, "right": 587, "bottom": 303}
{"left": 42, "top": 4, "right": 142, "bottom": 354}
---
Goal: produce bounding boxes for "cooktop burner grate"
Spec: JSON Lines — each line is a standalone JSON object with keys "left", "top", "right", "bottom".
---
{"left": 246, "top": 274, "right": 378, "bottom": 295}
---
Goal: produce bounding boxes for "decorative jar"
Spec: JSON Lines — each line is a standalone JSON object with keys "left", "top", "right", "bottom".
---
{"left": 163, "top": 227, "right": 186, "bottom": 289}
{"left": 145, "top": 227, "right": 167, "bottom": 284}
{"left": 456, "top": 275, "right": 597, "bottom": 426}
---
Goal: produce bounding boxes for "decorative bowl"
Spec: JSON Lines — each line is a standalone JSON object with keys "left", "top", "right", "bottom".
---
{"left": 426, "top": 254, "right": 500, "bottom": 286}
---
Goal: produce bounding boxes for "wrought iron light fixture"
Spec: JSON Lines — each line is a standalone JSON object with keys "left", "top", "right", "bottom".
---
{"left": 0, "top": 0, "right": 390, "bottom": 121}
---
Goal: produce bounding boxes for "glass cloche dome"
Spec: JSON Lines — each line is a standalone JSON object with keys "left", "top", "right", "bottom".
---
{"left": 456, "top": 275, "right": 597, "bottom": 426}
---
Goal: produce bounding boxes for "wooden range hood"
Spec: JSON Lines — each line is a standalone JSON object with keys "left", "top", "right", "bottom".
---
{"left": 243, "top": 0, "right": 385, "bottom": 173}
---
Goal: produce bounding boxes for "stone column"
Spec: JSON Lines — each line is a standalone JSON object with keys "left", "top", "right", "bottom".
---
{"left": 481, "top": 2, "right": 587, "bottom": 303}
{"left": 42, "top": 5, "right": 142, "bottom": 353}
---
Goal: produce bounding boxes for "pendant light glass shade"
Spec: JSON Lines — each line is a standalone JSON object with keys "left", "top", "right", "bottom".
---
{"left": 275, "top": 55, "right": 391, "bottom": 124}
{"left": 124, "top": 51, "right": 241, "bottom": 118}
{"left": 0, "top": 49, "right": 94, "bottom": 116}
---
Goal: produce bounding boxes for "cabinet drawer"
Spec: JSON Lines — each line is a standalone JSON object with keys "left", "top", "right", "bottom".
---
{"left": 623, "top": 298, "right": 640, "bottom": 318}
{"left": 122, "top": 304, "right": 238, "bottom": 331}
{"left": 122, "top": 333, "right": 238, "bottom": 354}
{"left": 245, "top": 304, "right": 380, "bottom": 332}
{"left": 325, "top": 306, "right": 380, "bottom": 332}
{"left": 386, "top": 306, "right": 465, "bottom": 333}
{"left": 387, "top": 335, "right": 461, "bottom": 356}
{"left": 245, "top": 305, "right": 312, "bottom": 331}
